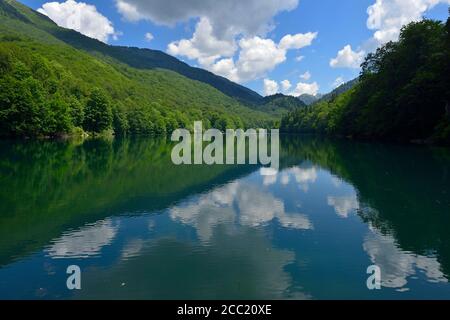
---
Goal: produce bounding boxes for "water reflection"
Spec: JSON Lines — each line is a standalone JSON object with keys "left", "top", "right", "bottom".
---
{"left": 364, "top": 226, "right": 447, "bottom": 289}
{"left": 327, "top": 195, "right": 359, "bottom": 218}
{"left": 0, "top": 136, "right": 449, "bottom": 299}
{"left": 170, "top": 179, "right": 313, "bottom": 243}
{"left": 46, "top": 219, "right": 119, "bottom": 259}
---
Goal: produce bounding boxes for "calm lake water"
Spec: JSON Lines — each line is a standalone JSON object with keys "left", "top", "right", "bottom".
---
{"left": 0, "top": 136, "right": 449, "bottom": 299}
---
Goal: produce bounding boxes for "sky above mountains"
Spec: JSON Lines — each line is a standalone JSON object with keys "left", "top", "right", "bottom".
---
{"left": 19, "top": 0, "right": 450, "bottom": 96}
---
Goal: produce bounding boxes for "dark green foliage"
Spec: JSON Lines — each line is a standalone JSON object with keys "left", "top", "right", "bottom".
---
{"left": 0, "top": 75, "right": 43, "bottom": 136}
{"left": 281, "top": 89, "right": 354, "bottom": 134}
{"left": 83, "top": 89, "right": 112, "bottom": 133}
{"left": 46, "top": 95, "right": 72, "bottom": 134}
{"left": 0, "top": 46, "right": 11, "bottom": 73}
{"left": 112, "top": 105, "right": 129, "bottom": 135}
{"left": 127, "top": 105, "right": 155, "bottom": 135}
{"left": 69, "top": 99, "right": 84, "bottom": 128}
{"left": 261, "top": 94, "right": 307, "bottom": 116}
{"left": 282, "top": 15, "right": 450, "bottom": 145}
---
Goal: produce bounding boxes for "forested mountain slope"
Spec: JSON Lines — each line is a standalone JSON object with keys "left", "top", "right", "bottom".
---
{"left": 316, "top": 78, "right": 359, "bottom": 104}
{"left": 261, "top": 94, "right": 307, "bottom": 116}
{"left": 281, "top": 15, "right": 450, "bottom": 145}
{"left": 1, "top": 0, "right": 263, "bottom": 105}
{"left": 0, "top": 0, "right": 275, "bottom": 138}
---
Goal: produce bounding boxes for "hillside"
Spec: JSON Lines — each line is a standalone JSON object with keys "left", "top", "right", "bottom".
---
{"left": 298, "top": 94, "right": 322, "bottom": 106}
{"left": 297, "top": 79, "right": 358, "bottom": 107}
{"left": 281, "top": 16, "right": 450, "bottom": 145}
{"left": 261, "top": 94, "right": 307, "bottom": 116}
{"left": 0, "top": 0, "right": 276, "bottom": 138}
{"left": 1, "top": 0, "right": 263, "bottom": 105}
{"left": 316, "top": 78, "right": 359, "bottom": 104}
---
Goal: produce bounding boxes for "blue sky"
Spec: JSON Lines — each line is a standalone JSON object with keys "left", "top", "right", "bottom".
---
{"left": 19, "top": 0, "right": 450, "bottom": 96}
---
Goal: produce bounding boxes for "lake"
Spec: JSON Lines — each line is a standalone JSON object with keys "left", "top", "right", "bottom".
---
{"left": 0, "top": 135, "right": 449, "bottom": 299}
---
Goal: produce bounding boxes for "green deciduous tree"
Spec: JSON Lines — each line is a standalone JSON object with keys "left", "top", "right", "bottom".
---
{"left": 83, "top": 88, "right": 113, "bottom": 134}
{"left": 112, "top": 105, "right": 130, "bottom": 135}
{"left": 69, "top": 98, "right": 85, "bottom": 128}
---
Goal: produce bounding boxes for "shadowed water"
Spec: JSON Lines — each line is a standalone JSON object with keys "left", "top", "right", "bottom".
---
{"left": 0, "top": 136, "right": 449, "bottom": 299}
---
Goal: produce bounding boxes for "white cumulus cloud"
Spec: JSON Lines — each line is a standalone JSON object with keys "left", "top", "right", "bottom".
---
{"left": 291, "top": 81, "right": 320, "bottom": 97}
{"left": 281, "top": 80, "right": 292, "bottom": 92}
{"left": 300, "top": 71, "right": 311, "bottom": 81}
{"left": 278, "top": 32, "right": 318, "bottom": 50}
{"left": 263, "top": 78, "right": 317, "bottom": 96}
{"left": 145, "top": 32, "right": 154, "bottom": 42}
{"left": 263, "top": 79, "right": 279, "bottom": 96}
{"left": 38, "top": 0, "right": 118, "bottom": 43}
{"left": 178, "top": 31, "right": 317, "bottom": 83}
{"left": 233, "top": 36, "right": 287, "bottom": 82}
{"left": 367, "top": 0, "right": 450, "bottom": 45}
{"left": 330, "top": 45, "right": 365, "bottom": 69}
{"left": 115, "top": 0, "right": 144, "bottom": 21}
{"left": 167, "top": 17, "right": 237, "bottom": 67}
{"left": 147, "top": 0, "right": 316, "bottom": 83}
{"left": 332, "top": 0, "right": 450, "bottom": 69}
{"left": 209, "top": 58, "right": 240, "bottom": 83}
{"left": 115, "top": 0, "right": 299, "bottom": 39}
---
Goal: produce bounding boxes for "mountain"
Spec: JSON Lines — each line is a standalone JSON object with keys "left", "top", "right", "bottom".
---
{"left": 261, "top": 94, "right": 307, "bottom": 116}
{"left": 297, "top": 79, "right": 358, "bottom": 107}
{"left": 316, "top": 78, "right": 359, "bottom": 104}
{"left": 1, "top": 0, "right": 263, "bottom": 105}
{"left": 0, "top": 0, "right": 276, "bottom": 137}
{"left": 298, "top": 94, "right": 322, "bottom": 106}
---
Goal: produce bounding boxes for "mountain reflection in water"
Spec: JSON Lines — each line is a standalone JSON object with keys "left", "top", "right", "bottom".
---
{"left": 0, "top": 136, "right": 449, "bottom": 299}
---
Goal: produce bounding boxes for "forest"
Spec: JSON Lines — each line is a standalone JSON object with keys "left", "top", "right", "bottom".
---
{"left": 0, "top": 36, "right": 280, "bottom": 138}
{"left": 0, "top": 0, "right": 278, "bottom": 138}
{"left": 281, "top": 14, "right": 450, "bottom": 144}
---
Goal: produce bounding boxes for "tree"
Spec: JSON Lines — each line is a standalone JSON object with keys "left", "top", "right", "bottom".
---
{"left": 0, "top": 76, "right": 46, "bottom": 137}
{"left": 83, "top": 88, "right": 112, "bottom": 134}
{"left": 112, "top": 105, "right": 129, "bottom": 135}
{"left": 45, "top": 96, "right": 72, "bottom": 135}
{"left": 69, "top": 98, "right": 84, "bottom": 128}
{"left": 0, "top": 47, "right": 11, "bottom": 73}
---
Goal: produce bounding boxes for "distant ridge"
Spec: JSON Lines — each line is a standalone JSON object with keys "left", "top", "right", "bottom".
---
{"left": 1, "top": 0, "right": 263, "bottom": 105}
{"left": 298, "top": 94, "right": 322, "bottom": 106}
{"left": 261, "top": 94, "right": 307, "bottom": 115}
{"left": 296, "top": 79, "right": 359, "bottom": 106}
{"left": 316, "top": 78, "right": 359, "bottom": 104}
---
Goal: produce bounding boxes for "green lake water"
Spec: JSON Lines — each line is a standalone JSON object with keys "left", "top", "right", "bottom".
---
{"left": 0, "top": 135, "right": 449, "bottom": 299}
